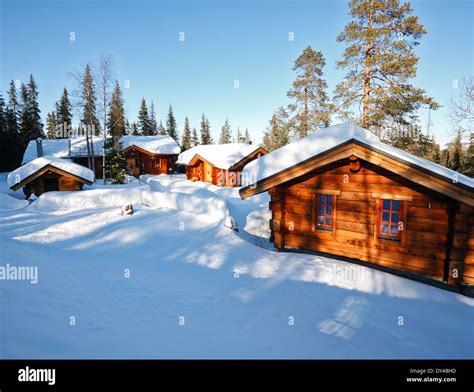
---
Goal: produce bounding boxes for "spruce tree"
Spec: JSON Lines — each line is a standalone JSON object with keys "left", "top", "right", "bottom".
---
{"left": 105, "top": 81, "right": 128, "bottom": 184}
{"left": 5, "top": 81, "right": 22, "bottom": 169}
{"left": 81, "top": 64, "right": 100, "bottom": 172}
{"left": 262, "top": 112, "right": 289, "bottom": 151}
{"left": 138, "top": 98, "right": 152, "bottom": 135}
{"left": 200, "top": 114, "right": 213, "bottom": 144}
{"left": 149, "top": 100, "right": 158, "bottom": 135}
{"left": 19, "top": 75, "right": 45, "bottom": 149}
{"left": 181, "top": 117, "right": 192, "bottom": 150}
{"left": 450, "top": 130, "right": 463, "bottom": 172}
{"left": 244, "top": 128, "right": 252, "bottom": 144}
{"left": 235, "top": 127, "right": 242, "bottom": 143}
{"left": 334, "top": 0, "right": 439, "bottom": 130}
{"left": 287, "top": 46, "right": 331, "bottom": 138}
{"left": 158, "top": 120, "right": 166, "bottom": 135}
{"left": 462, "top": 132, "right": 474, "bottom": 177}
{"left": 131, "top": 122, "right": 140, "bottom": 135}
{"left": 46, "top": 112, "right": 58, "bottom": 139}
{"left": 191, "top": 127, "right": 199, "bottom": 147}
{"left": 166, "top": 105, "right": 178, "bottom": 141}
{"left": 0, "top": 94, "right": 7, "bottom": 171}
{"left": 56, "top": 87, "right": 72, "bottom": 138}
{"left": 219, "top": 118, "right": 232, "bottom": 144}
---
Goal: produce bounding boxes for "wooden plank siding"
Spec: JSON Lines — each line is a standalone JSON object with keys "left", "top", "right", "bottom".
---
{"left": 124, "top": 146, "right": 176, "bottom": 177}
{"left": 268, "top": 158, "right": 474, "bottom": 286}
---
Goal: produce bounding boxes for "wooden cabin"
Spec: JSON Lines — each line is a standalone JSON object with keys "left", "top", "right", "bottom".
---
{"left": 121, "top": 135, "right": 181, "bottom": 177}
{"left": 177, "top": 144, "right": 267, "bottom": 187}
{"left": 240, "top": 123, "right": 474, "bottom": 290}
{"left": 8, "top": 156, "right": 94, "bottom": 198}
{"left": 22, "top": 137, "right": 105, "bottom": 179}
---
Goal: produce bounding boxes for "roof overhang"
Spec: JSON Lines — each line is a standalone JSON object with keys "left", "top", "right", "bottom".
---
{"left": 228, "top": 147, "right": 268, "bottom": 172}
{"left": 239, "top": 140, "right": 474, "bottom": 207}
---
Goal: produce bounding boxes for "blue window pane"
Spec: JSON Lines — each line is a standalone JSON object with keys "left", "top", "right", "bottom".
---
{"left": 381, "top": 224, "right": 389, "bottom": 234}
{"left": 391, "top": 213, "right": 399, "bottom": 223}
{"left": 319, "top": 194, "right": 325, "bottom": 203}
{"left": 382, "top": 212, "right": 390, "bottom": 222}
{"left": 392, "top": 200, "right": 401, "bottom": 211}
{"left": 327, "top": 195, "right": 333, "bottom": 204}
{"left": 318, "top": 215, "right": 324, "bottom": 225}
{"left": 326, "top": 217, "right": 332, "bottom": 226}
{"left": 390, "top": 225, "right": 399, "bottom": 236}
{"left": 319, "top": 206, "right": 324, "bottom": 214}
{"left": 326, "top": 205, "right": 332, "bottom": 214}
{"left": 382, "top": 200, "right": 390, "bottom": 210}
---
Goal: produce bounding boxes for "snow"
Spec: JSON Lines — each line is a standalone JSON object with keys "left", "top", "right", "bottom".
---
{"left": 22, "top": 137, "right": 105, "bottom": 164}
{"left": 7, "top": 156, "right": 95, "bottom": 189}
{"left": 242, "top": 122, "right": 474, "bottom": 189}
{"left": 121, "top": 135, "right": 181, "bottom": 155}
{"left": 177, "top": 143, "right": 261, "bottom": 169}
{"left": 0, "top": 193, "right": 29, "bottom": 211}
{"left": 0, "top": 173, "right": 473, "bottom": 359}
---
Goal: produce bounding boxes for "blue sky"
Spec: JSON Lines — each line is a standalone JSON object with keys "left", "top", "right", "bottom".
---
{"left": 1, "top": 0, "right": 472, "bottom": 145}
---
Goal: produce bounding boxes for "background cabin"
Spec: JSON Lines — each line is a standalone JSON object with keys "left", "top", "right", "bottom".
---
{"left": 8, "top": 156, "right": 94, "bottom": 198}
{"left": 121, "top": 135, "right": 181, "bottom": 177}
{"left": 240, "top": 123, "right": 474, "bottom": 290}
{"left": 177, "top": 144, "right": 267, "bottom": 187}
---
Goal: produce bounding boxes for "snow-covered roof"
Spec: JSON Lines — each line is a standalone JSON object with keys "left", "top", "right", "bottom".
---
{"left": 22, "top": 137, "right": 104, "bottom": 164}
{"left": 8, "top": 156, "right": 95, "bottom": 188}
{"left": 177, "top": 143, "right": 261, "bottom": 170}
{"left": 121, "top": 135, "right": 181, "bottom": 155}
{"left": 242, "top": 123, "right": 474, "bottom": 189}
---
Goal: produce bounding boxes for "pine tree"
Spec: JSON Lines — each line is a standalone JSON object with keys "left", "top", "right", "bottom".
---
{"left": 108, "top": 81, "right": 126, "bottom": 139}
{"left": 81, "top": 64, "right": 100, "bottom": 172}
{"left": 462, "top": 132, "right": 474, "bottom": 177}
{"left": 131, "top": 122, "right": 140, "bottom": 135}
{"left": 191, "top": 127, "right": 199, "bottom": 147}
{"left": 106, "top": 139, "right": 128, "bottom": 184}
{"left": 0, "top": 94, "right": 8, "bottom": 171}
{"left": 181, "top": 117, "right": 192, "bottom": 150}
{"left": 450, "top": 130, "right": 463, "bottom": 172}
{"left": 235, "top": 127, "right": 242, "bottom": 143}
{"left": 166, "top": 105, "right": 178, "bottom": 141}
{"left": 105, "top": 81, "right": 128, "bottom": 184}
{"left": 200, "top": 114, "right": 213, "bottom": 144}
{"left": 287, "top": 46, "right": 331, "bottom": 138}
{"left": 244, "top": 128, "right": 252, "bottom": 144}
{"left": 149, "top": 100, "right": 158, "bottom": 135}
{"left": 46, "top": 112, "right": 58, "bottom": 139}
{"left": 158, "top": 120, "right": 166, "bottom": 135}
{"left": 19, "top": 75, "right": 45, "bottom": 149}
{"left": 334, "top": 0, "right": 439, "bottom": 130}
{"left": 138, "top": 98, "right": 153, "bottom": 135}
{"left": 262, "top": 112, "right": 290, "bottom": 151}
{"left": 219, "top": 118, "right": 232, "bottom": 144}
{"left": 56, "top": 87, "right": 72, "bottom": 138}
{"left": 4, "top": 81, "right": 22, "bottom": 169}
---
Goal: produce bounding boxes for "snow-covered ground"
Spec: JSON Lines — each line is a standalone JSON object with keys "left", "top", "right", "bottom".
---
{"left": 0, "top": 173, "right": 473, "bottom": 359}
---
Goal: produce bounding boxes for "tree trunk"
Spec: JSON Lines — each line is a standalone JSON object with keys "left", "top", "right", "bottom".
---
{"left": 362, "top": 0, "right": 374, "bottom": 128}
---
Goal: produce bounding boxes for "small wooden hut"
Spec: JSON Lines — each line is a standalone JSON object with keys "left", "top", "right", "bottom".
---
{"left": 240, "top": 123, "right": 474, "bottom": 289}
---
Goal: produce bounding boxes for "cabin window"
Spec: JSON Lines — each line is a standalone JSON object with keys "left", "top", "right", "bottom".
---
{"left": 378, "top": 199, "right": 403, "bottom": 241}
{"left": 315, "top": 194, "right": 334, "bottom": 231}
{"left": 151, "top": 158, "right": 161, "bottom": 168}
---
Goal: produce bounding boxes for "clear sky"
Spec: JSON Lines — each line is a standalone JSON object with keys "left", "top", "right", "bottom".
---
{"left": 1, "top": 0, "right": 473, "bottom": 145}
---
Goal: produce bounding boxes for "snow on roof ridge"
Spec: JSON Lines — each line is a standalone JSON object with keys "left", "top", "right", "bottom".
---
{"left": 121, "top": 135, "right": 181, "bottom": 155}
{"left": 177, "top": 143, "right": 261, "bottom": 169}
{"left": 242, "top": 122, "right": 473, "bottom": 189}
{"left": 8, "top": 155, "right": 95, "bottom": 188}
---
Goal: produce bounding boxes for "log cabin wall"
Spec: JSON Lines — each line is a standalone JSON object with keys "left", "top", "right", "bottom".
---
{"left": 124, "top": 147, "right": 174, "bottom": 176}
{"left": 72, "top": 157, "right": 103, "bottom": 179}
{"left": 24, "top": 171, "right": 83, "bottom": 197}
{"left": 268, "top": 158, "right": 474, "bottom": 286}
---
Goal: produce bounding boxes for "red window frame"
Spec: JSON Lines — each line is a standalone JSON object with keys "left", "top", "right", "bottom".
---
{"left": 378, "top": 199, "right": 403, "bottom": 241}
{"left": 315, "top": 194, "right": 334, "bottom": 231}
